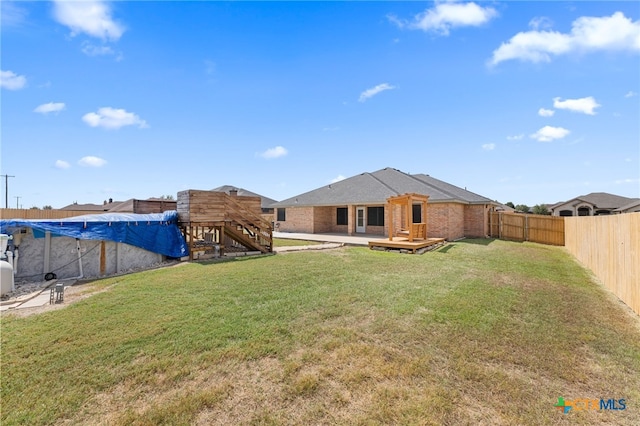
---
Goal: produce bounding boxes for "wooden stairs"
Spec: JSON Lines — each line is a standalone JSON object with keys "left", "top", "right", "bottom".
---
{"left": 223, "top": 193, "right": 272, "bottom": 254}
{"left": 178, "top": 190, "right": 273, "bottom": 259}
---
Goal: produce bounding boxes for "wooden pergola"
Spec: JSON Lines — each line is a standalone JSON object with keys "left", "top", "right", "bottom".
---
{"left": 387, "top": 193, "right": 429, "bottom": 242}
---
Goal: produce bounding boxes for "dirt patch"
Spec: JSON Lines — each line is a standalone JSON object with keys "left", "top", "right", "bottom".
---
{"left": 1, "top": 282, "right": 114, "bottom": 318}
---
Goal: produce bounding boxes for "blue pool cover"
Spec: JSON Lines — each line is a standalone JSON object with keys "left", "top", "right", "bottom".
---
{"left": 0, "top": 211, "right": 188, "bottom": 258}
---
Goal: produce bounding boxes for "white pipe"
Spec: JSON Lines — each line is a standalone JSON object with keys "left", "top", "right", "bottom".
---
{"left": 6, "top": 250, "right": 13, "bottom": 269}
{"left": 76, "top": 239, "right": 84, "bottom": 279}
{"left": 44, "top": 231, "right": 51, "bottom": 275}
{"left": 12, "top": 247, "right": 18, "bottom": 275}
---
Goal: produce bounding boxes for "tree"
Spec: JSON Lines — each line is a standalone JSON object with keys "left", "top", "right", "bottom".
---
{"left": 43, "top": 205, "right": 53, "bottom": 210}
{"left": 532, "top": 204, "right": 550, "bottom": 215}
{"left": 505, "top": 201, "right": 515, "bottom": 208}
{"left": 515, "top": 204, "right": 530, "bottom": 213}
{"left": 159, "top": 195, "right": 174, "bottom": 200}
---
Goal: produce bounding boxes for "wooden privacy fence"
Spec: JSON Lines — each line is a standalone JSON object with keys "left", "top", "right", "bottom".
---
{"left": 489, "top": 212, "right": 565, "bottom": 246}
{"left": 0, "top": 209, "right": 99, "bottom": 220}
{"left": 564, "top": 213, "right": 640, "bottom": 316}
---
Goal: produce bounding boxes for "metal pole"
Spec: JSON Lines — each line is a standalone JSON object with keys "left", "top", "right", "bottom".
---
{"left": 14, "top": 196, "right": 21, "bottom": 209}
{"left": 1, "top": 174, "right": 15, "bottom": 208}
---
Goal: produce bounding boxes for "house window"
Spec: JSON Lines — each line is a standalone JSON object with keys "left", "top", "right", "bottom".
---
{"left": 336, "top": 207, "right": 348, "bottom": 225}
{"left": 559, "top": 210, "right": 573, "bottom": 216}
{"left": 577, "top": 207, "right": 591, "bottom": 216}
{"left": 367, "top": 206, "right": 384, "bottom": 226}
{"left": 412, "top": 204, "right": 422, "bottom": 223}
{"left": 277, "top": 208, "right": 286, "bottom": 221}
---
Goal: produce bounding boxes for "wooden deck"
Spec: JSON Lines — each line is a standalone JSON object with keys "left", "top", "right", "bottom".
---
{"left": 368, "top": 237, "right": 445, "bottom": 253}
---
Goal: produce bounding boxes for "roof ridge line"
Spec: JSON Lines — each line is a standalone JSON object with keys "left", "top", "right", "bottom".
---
{"left": 368, "top": 172, "right": 400, "bottom": 195}
{"left": 407, "top": 173, "right": 460, "bottom": 199}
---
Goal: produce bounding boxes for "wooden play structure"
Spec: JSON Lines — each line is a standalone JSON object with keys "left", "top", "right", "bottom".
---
{"left": 177, "top": 190, "right": 272, "bottom": 259}
{"left": 368, "top": 193, "right": 445, "bottom": 253}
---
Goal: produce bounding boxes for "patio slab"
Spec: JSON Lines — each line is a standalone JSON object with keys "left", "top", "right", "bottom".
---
{"left": 273, "top": 232, "right": 375, "bottom": 246}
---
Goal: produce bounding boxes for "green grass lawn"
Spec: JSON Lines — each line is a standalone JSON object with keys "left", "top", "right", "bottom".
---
{"left": 272, "top": 237, "right": 322, "bottom": 247}
{"left": 2, "top": 239, "right": 639, "bottom": 425}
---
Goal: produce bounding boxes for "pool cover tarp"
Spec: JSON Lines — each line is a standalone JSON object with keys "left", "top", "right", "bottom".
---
{"left": 0, "top": 211, "right": 188, "bottom": 258}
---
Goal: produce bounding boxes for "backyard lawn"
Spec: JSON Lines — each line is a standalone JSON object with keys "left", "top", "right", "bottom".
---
{"left": 2, "top": 239, "right": 639, "bottom": 425}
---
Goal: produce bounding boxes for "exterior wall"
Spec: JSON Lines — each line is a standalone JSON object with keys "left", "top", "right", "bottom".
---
{"left": 551, "top": 201, "right": 599, "bottom": 217}
{"left": 427, "top": 203, "right": 465, "bottom": 240}
{"left": 276, "top": 202, "right": 485, "bottom": 240}
{"left": 275, "top": 207, "right": 314, "bottom": 233}
{"left": 313, "top": 206, "right": 348, "bottom": 234}
{"left": 361, "top": 205, "right": 385, "bottom": 236}
{"left": 12, "top": 229, "right": 164, "bottom": 283}
{"left": 464, "top": 204, "right": 489, "bottom": 237}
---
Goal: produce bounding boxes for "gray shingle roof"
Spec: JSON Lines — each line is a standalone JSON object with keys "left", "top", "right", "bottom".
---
{"left": 613, "top": 199, "right": 640, "bottom": 212}
{"left": 210, "top": 185, "right": 278, "bottom": 208}
{"left": 272, "top": 168, "right": 494, "bottom": 207}
{"left": 549, "top": 192, "right": 636, "bottom": 210}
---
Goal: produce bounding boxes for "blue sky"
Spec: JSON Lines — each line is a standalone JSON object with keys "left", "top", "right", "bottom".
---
{"left": 1, "top": 1, "right": 639, "bottom": 209}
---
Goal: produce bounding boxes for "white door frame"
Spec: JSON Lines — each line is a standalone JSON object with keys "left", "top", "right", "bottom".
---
{"left": 356, "top": 206, "right": 366, "bottom": 233}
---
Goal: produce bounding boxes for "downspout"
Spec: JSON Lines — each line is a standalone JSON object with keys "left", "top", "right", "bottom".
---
{"left": 76, "top": 239, "right": 84, "bottom": 279}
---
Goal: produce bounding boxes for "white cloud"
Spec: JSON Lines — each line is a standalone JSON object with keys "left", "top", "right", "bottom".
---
{"left": 330, "top": 175, "right": 346, "bottom": 183}
{"left": 482, "top": 143, "right": 496, "bottom": 151}
{"left": 625, "top": 91, "right": 637, "bottom": 98}
{"left": 538, "top": 108, "right": 555, "bottom": 117}
{"left": 81, "top": 41, "right": 122, "bottom": 60}
{"left": 390, "top": 2, "right": 497, "bottom": 35}
{"left": 82, "top": 107, "right": 148, "bottom": 129}
{"left": 52, "top": 0, "right": 124, "bottom": 41}
{"left": 490, "top": 12, "right": 640, "bottom": 65}
{"left": 34, "top": 102, "right": 66, "bottom": 114}
{"left": 78, "top": 156, "right": 107, "bottom": 167}
{"left": 529, "top": 16, "right": 553, "bottom": 31}
{"left": 260, "top": 146, "right": 288, "bottom": 159}
{"left": 614, "top": 178, "right": 639, "bottom": 184}
{"left": 1, "top": 70, "right": 27, "bottom": 90}
{"left": 553, "top": 96, "right": 600, "bottom": 115}
{"left": 507, "top": 134, "right": 524, "bottom": 141}
{"left": 359, "top": 83, "right": 395, "bottom": 102}
{"left": 530, "top": 126, "right": 570, "bottom": 142}
{"left": 1, "top": 1, "right": 28, "bottom": 28}
{"left": 55, "top": 160, "right": 71, "bottom": 169}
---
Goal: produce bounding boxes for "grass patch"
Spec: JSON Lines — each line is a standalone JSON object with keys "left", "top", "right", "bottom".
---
{"left": 2, "top": 239, "right": 639, "bottom": 425}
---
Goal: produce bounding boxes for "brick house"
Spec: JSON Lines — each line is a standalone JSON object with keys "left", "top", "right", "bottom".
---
{"left": 549, "top": 192, "right": 639, "bottom": 216}
{"left": 271, "top": 168, "right": 496, "bottom": 240}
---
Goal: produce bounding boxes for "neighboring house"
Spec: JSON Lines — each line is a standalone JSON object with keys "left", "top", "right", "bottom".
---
{"left": 60, "top": 198, "right": 177, "bottom": 214}
{"left": 494, "top": 203, "right": 516, "bottom": 213}
{"left": 271, "top": 167, "right": 496, "bottom": 241}
{"left": 613, "top": 199, "right": 640, "bottom": 214}
{"left": 549, "top": 192, "right": 638, "bottom": 216}
{"left": 60, "top": 198, "right": 124, "bottom": 212}
{"left": 210, "top": 185, "right": 278, "bottom": 214}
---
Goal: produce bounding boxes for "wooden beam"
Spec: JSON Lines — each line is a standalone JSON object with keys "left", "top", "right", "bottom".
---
{"left": 388, "top": 203, "right": 393, "bottom": 241}
{"left": 100, "top": 240, "right": 106, "bottom": 276}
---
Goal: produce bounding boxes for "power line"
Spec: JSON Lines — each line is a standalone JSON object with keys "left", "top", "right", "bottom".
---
{"left": 1, "top": 175, "right": 15, "bottom": 208}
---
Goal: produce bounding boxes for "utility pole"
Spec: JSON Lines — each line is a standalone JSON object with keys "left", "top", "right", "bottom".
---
{"left": 1, "top": 174, "right": 15, "bottom": 208}
{"left": 14, "top": 196, "right": 21, "bottom": 209}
